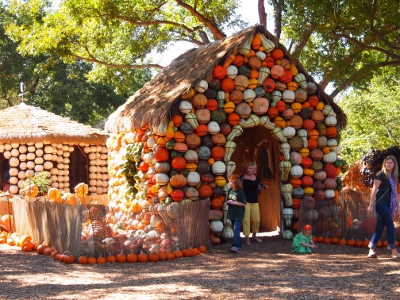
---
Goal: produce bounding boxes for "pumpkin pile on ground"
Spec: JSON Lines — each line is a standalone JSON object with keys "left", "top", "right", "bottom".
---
{"left": 0, "top": 229, "right": 207, "bottom": 264}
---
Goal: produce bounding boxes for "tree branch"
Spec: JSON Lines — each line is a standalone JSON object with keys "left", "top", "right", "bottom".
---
{"left": 292, "top": 23, "right": 316, "bottom": 56}
{"left": 70, "top": 54, "right": 163, "bottom": 69}
{"left": 332, "top": 29, "right": 400, "bottom": 60}
{"left": 174, "top": 0, "right": 226, "bottom": 40}
{"left": 329, "top": 60, "right": 400, "bottom": 98}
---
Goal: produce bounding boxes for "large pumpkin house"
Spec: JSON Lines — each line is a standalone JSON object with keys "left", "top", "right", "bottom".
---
{"left": 0, "top": 103, "right": 109, "bottom": 198}
{"left": 105, "top": 25, "right": 346, "bottom": 249}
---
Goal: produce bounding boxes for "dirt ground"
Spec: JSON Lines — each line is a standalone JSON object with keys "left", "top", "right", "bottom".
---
{"left": 1, "top": 236, "right": 400, "bottom": 300}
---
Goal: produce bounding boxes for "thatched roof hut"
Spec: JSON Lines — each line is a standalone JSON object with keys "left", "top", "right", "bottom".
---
{"left": 104, "top": 24, "right": 348, "bottom": 240}
{"left": 0, "top": 103, "right": 107, "bottom": 144}
{"left": 105, "top": 24, "right": 346, "bottom": 134}
{"left": 0, "top": 103, "right": 109, "bottom": 196}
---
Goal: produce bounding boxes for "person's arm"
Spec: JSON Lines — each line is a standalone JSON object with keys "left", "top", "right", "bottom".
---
{"left": 226, "top": 200, "right": 246, "bottom": 207}
{"left": 301, "top": 241, "right": 317, "bottom": 249}
{"left": 368, "top": 178, "right": 382, "bottom": 214}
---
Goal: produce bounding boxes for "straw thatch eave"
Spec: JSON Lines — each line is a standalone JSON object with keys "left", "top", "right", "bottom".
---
{"left": 105, "top": 24, "right": 346, "bottom": 134}
{"left": 0, "top": 103, "right": 108, "bottom": 145}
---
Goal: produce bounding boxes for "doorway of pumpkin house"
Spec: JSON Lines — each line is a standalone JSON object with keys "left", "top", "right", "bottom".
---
{"left": 68, "top": 146, "right": 90, "bottom": 191}
{"left": 229, "top": 126, "right": 281, "bottom": 234}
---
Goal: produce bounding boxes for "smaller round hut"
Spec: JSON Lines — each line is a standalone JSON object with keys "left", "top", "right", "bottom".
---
{"left": 0, "top": 103, "right": 109, "bottom": 197}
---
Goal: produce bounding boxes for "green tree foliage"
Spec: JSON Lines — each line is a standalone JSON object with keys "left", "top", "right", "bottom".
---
{"left": 338, "top": 69, "right": 400, "bottom": 163}
{"left": 5, "top": 0, "right": 245, "bottom": 92}
{"left": 360, "top": 146, "right": 400, "bottom": 187}
{"left": 1, "top": 2, "right": 152, "bottom": 126}
{"left": 5, "top": 0, "right": 399, "bottom": 98}
{"left": 29, "top": 60, "right": 146, "bottom": 127}
{"left": 0, "top": 3, "right": 42, "bottom": 108}
{"left": 269, "top": 0, "right": 400, "bottom": 98}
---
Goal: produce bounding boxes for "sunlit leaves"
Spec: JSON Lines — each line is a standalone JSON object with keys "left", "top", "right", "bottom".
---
{"left": 338, "top": 69, "right": 400, "bottom": 163}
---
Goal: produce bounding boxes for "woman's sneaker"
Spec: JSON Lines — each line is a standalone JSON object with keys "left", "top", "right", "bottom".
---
{"left": 230, "top": 247, "right": 238, "bottom": 253}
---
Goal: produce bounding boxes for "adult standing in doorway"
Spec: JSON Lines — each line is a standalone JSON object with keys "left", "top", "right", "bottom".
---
{"left": 242, "top": 162, "right": 266, "bottom": 245}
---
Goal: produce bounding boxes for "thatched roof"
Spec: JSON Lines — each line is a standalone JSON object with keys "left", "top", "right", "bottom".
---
{"left": 105, "top": 24, "right": 347, "bottom": 134}
{"left": 0, "top": 103, "right": 108, "bottom": 144}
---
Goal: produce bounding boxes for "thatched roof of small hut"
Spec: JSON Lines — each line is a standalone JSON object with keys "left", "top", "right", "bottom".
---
{"left": 105, "top": 24, "right": 346, "bottom": 134}
{"left": 0, "top": 103, "right": 108, "bottom": 144}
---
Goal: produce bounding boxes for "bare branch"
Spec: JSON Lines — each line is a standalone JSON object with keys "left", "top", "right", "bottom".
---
{"left": 70, "top": 54, "right": 163, "bottom": 69}
{"left": 292, "top": 24, "right": 316, "bottom": 56}
{"left": 329, "top": 60, "right": 400, "bottom": 98}
{"left": 332, "top": 30, "right": 400, "bottom": 60}
{"left": 174, "top": 0, "right": 226, "bottom": 40}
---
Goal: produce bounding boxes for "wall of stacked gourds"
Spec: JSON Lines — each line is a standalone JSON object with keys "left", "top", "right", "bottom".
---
{"left": 0, "top": 142, "right": 108, "bottom": 196}
{"left": 106, "top": 31, "right": 343, "bottom": 245}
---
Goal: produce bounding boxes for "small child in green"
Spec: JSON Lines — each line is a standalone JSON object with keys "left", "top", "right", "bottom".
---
{"left": 226, "top": 174, "right": 247, "bottom": 253}
{"left": 292, "top": 224, "right": 317, "bottom": 253}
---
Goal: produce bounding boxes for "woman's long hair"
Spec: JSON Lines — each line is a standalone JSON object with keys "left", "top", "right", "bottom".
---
{"left": 382, "top": 155, "right": 399, "bottom": 184}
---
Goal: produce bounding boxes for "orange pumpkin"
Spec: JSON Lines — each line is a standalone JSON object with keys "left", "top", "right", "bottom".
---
{"left": 330, "top": 237, "right": 339, "bottom": 245}
{"left": 206, "top": 99, "right": 218, "bottom": 111}
{"left": 227, "top": 113, "right": 240, "bottom": 125}
{"left": 308, "top": 95, "right": 319, "bottom": 107}
{"left": 221, "top": 77, "right": 235, "bottom": 92}
{"left": 323, "top": 237, "right": 331, "bottom": 244}
{"left": 211, "top": 146, "right": 225, "bottom": 161}
{"left": 171, "top": 189, "right": 184, "bottom": 202}
{"left": 106, "top": 254, "right": 116, "bottom": 263}
{"left": 182, "top": 249, "right": 194, "bottom": 257}
{"left": 326, "top": 126, "right": 337, "bottom": 138}
{"left": 213, "top": 65, "right": 227, "bottom": 79}
{"left": 172, "top": 115, "right": 183, "bottom": 127}
{"left": 78, "top": 256, "right": 88, "bottom": 264}
{"left": 290, "top": 178, "right": 302, "bottom": 188}
{"left": 158, "top": 252, "right": 167, "bottom": 261}
{"left": 354, "top": 240, "right": 363, "bottom": 248}
{"left": 64, "top": 254, "right": 75, "bottom": 264}
{"left": 148, "top": 253, "right": 159, "bottom": 262}
{"left": 271, "top": 48, "right": 284, "bottom": 60}
{"left": 87, "top": 257, "right": 97, "bottom": 264}
{"left": 211, "top": 196, "right": 224, "bottom": 210}
{"left": 174, "top": 131, "right": 185, "bottom": 142}
{"left": 267, "top": 107, "right": 279, "bottom": 119}
{"left": 116, "top": 253, "right": 127, "bottom": 263}
{"left": 174, "top": 250, "right": 183, "bottom": 258}
{"left": 170, "top": 174, "right": 187, "bottom": 188}
{"left": 195, "top": 124, "right": 208, "bottom": 136}
{"left": 126, "top": 253, "right": 138, "bottom": 263}
{"left": 233, "top": 55, "right": 244, "bottom": 67}
{"left": 154, "top": 147, "right": 169, "bottom": 162}
{"left": 199, "top": 245, "right": 207, "bottom": 253}
{"left": 198, "top": 184, "right": 213, "bottom": 198}
{"left": 275, "top": 100, "right": 286, "bottom": 112}
{"left": 138, "top": 253, "right": 149, "bottom": 263}
{"left": 171, "top": 156, "right": 187, "bottom": 171}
